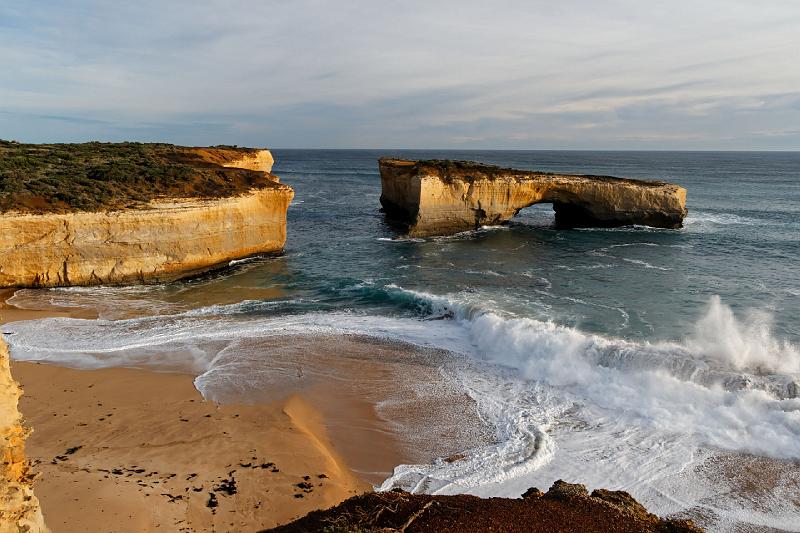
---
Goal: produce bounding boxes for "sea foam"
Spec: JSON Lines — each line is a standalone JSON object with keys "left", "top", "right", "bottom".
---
{"left": 2, "top": 287, "right": 799, "bottom": 530}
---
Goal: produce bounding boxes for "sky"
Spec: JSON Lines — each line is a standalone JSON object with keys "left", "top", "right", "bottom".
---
{"left": 1, "top": 0, "right": 799, "bottom": 149}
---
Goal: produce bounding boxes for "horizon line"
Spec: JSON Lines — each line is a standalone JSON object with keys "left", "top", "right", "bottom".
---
{"left": 3, "top": 139, "right": 798, "bottom": 153}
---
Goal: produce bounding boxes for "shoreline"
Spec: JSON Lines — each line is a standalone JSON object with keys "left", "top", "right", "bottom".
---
{"left": 1, "top": 290, "right": 381, "bottom": 530}
{"left": 0, "top": 288, "right": 98, "bottom": 324}
{"left": 3, "top": 290, "right": 488, "bottom": 530}
{"left": 10, "top": 289, "right": 797, "bottom": 531}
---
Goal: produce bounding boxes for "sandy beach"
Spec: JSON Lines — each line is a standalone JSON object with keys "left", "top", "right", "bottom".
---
{"left": 13, "top": 362, "right": 372, "bottom": 531}
{"left": 2, "top": 289, "right": 487, "bottom": 531}
{"left": 1, "top": 290, "right": 373, "bottom": 531}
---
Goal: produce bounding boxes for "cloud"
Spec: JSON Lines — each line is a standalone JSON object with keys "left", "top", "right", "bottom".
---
{"left": 1, "top": 0, "right": 799, "bottom": 148}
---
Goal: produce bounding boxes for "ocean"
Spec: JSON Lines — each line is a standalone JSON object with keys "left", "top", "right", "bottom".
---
{"left": 4, "top": 150, "right": 800, "bottom": 531}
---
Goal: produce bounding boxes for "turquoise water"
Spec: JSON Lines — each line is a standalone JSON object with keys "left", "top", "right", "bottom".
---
{"left": 4, "top": 150, "right": 800, "bottom": 531}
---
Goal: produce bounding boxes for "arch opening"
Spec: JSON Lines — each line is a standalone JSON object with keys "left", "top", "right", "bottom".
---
{"left": 512, "top": 201, "right": 556, "bottom": 228}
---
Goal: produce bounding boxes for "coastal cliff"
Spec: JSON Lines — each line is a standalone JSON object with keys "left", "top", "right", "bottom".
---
{"left": 0, "top": 340, "right": 47, "bottom": 533}
{"left": 0, "top": 187, "right": 292, "bottom": 287}
{"left": 0, "top": 142, "right": 293, "bottom": 287}
{"left": 379, "top": 159, "right": 687, "bottom": 237}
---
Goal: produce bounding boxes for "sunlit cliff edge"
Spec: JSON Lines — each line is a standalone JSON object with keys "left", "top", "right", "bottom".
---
{"left": 0, "top": 339, "right": 46, "bottom": 533}
{"left": 379, "top": 158, "right": 687, "bottom": 237}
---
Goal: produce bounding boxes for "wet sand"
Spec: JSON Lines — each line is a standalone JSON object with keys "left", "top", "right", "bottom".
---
{"left": 0, "top": 288, "right": 97, "bottom": 324}
{"left": 198, "top": 335, "right": 493, "bottom": 484}
{"left": 11, "top": 338, "right": 488, "bottom": 531}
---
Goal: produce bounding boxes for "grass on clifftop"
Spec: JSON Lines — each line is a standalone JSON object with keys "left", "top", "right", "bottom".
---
{"left": 0, "top": 140, "right": 275, "bottom": 214}
{"left": 380, "top": 157, "right": 668, "bottom": 186}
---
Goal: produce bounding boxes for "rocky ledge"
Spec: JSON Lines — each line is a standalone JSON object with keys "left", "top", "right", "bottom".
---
{"left": 0, "top": 142, "right": 293, "bottom": 287}
{"left": 379, "top": 159, "right": 687, "bottom": 237}
{"left": 264, "top": 480, "right": 701, "bottom": 533}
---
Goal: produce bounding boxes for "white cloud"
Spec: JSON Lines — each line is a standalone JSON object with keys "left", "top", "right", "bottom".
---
{"left": 0, "top": 0, "right": 798, "bottom": 148}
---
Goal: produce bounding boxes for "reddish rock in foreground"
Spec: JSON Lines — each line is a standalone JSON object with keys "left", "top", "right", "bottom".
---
{"left": 263, "top": 480, "right": 702, "bottom": 533}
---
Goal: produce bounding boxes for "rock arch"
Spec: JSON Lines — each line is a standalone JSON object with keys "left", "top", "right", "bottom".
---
{"left": 379, "top": 159, "right": 687, "bottom": 237}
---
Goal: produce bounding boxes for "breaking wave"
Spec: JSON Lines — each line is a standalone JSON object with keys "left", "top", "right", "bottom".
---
{"left": 3, "top": 282, "right": 799, "bottom": 529}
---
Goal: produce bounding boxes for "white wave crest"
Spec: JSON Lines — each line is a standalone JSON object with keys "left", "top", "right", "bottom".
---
{"left": 2, "top": 287, "right": 799, "bottom": 529}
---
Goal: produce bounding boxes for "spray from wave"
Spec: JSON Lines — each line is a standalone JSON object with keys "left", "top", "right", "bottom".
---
{"left": 687, "top": 295, "right": 799, "bottom": 374}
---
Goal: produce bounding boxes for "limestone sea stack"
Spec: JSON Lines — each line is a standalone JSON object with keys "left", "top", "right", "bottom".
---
{"left": 0, "top": 142, "right": 293, "bottom": 287}
{"left": 0, "top": 339, "right": 47, "bottom": 532}
{"left": 379, "top": 159, "right": 687, "bottom": 237}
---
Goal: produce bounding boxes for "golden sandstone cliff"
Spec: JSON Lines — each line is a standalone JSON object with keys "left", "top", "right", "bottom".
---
{"left": 379, "top": 159, "right": 687, "bottom": 237}
{"left": 197, "top": 147, "right": 275, "bottom": 173}
{"left": 0, "top": 145, "right": 293, "bottom": 288}
{"left": 0, "top": 340, "right": 46, "bottom": 533}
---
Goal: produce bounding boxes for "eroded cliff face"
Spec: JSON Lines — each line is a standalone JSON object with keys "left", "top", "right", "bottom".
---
{"left": 379, "top": 159, "right": 687, "bottom": 237}
{"left": 197, "top": 148, "right": 275, "bottom": 174}
{"left": 0, "top": 340, "right": 47, "bottom": 533}
{"left": 0, "top": 185, "right": 293, "bottom": 287}
{"left": 0, "top": 147, "right": 294, "bottom": 288}
{"left": 221, "top": 150, "right": 275, "bottom": 173}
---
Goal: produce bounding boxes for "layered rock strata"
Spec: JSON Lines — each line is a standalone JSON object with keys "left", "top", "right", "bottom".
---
{"left": 0, "top": 339, "right": 47, "bottom": 533}
{"left": 196, "top": 147, "right": 275, "bottom": 173}
{"left": 222, "top": 150, "right": 274, "bottom": 173}
{"left": 379, "top": 159, "right": 687, "bottom": 237}
{"left": 0, "top": 148, "right": 293, "bottom": 287}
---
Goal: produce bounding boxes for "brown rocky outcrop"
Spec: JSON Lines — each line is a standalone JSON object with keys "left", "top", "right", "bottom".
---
{"left": 0, "top": 148, "right": 293, "bottom": 288}
{"left": 0, "top": 339, "right": 47, "bottom": 532}
{"left": 379, "top": 159, "right": 687, "bottom": 237}
{"left": 264, "top": 480, "right": 702, "bottom": 532}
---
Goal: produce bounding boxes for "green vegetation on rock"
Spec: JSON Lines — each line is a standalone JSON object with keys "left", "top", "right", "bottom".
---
{"left": 0, "top": 140, "right": 273, "bottom": 214}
